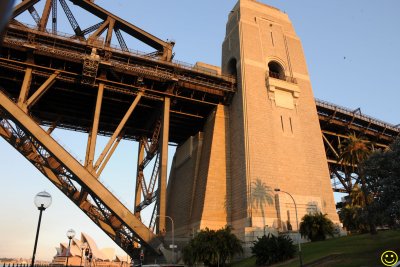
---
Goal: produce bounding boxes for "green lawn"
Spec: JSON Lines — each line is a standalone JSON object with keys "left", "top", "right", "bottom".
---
{"left": 231, "top": 230, "right": 400, "bottom": 267}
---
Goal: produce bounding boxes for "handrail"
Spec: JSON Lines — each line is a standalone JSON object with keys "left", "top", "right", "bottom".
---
{"left": 268, "top": 71, "right": 297, "bottom": 84}
{"left": 6, "top": 22, "right": 236, "bottom": 82}
{"left": 315, "top": 98, "right": 399, "bottom": 132}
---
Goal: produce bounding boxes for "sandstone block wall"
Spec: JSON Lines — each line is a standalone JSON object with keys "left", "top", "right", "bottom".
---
{"left": 166, "top": 0, "right": 339, "bottom": 249}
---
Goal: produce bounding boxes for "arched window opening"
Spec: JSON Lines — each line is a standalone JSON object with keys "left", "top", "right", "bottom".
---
{"left": 227, "top": 58, "right": 238, "bottom": 79}
{"left": 268, "top": 61, "right": 285, "bottom": 80}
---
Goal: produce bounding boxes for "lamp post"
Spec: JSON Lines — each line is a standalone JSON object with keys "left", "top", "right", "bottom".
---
{"left": 31, "top": 191, "right": 52, "bottom": 267}
{"left": 274, "top": 188, "right": 303, "bottom": 267}
{"left": 65, "top": 229, "right": 76, "bottom": 267}
{"left": 263, "top": 225, "right": 269, "bottom": 236}
{"left": 80, "top": 242, "right": 88, "bottom": 267}
{"left": 84, "top": 246, "right": 90, "bottom": 267}
{"left": 156, "top": 215, "right": 175, "bottom": 264}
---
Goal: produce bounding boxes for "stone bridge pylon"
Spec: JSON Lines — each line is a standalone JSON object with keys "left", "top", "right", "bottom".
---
{"left": 166, "top": 0, "right": 339, "bottom": 250}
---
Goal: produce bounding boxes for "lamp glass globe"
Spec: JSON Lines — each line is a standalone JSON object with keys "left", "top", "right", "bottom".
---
{"left": 34, "top": 191, "right": 52, "bottom": 209}
{"left": 67, "top": 229, "right": 76, "bottom": 239}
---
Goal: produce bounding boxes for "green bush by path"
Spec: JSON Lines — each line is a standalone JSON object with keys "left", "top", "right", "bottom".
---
{"left": 299, "top": 212, "right": 335, "bottom": 242}
{"left": 251, "top": 234, "right": 296, "bottom": 265}
{"left": 183, "top": 226, "right": 243, "bottom": 266}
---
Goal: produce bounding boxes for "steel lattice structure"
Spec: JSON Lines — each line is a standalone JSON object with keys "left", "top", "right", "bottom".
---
{"left": 0, "top": 0, "right": 399, "bottom": 259}
{"left": 1, "top": 0, "right": 235, "bottom": 258}
{"left": 317, "top": 99, "right": 400, "bottom": 193}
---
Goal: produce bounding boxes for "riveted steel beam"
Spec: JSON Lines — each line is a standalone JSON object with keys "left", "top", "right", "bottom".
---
{"left": 12, "top": 0, "right": 40, "bottom": 18}
{"left": 26, "top": 70, "right": 60, "bottom": 110}
{"left": 134, "top": 140, "right": 145, "bottom": 218}
{"left": 0, "top": 90, "right": 163, "bottom": 253}
{"left": 156, "top": 97, "right": 170, "bottom": 233}
{"left": 94, "top": 91, "right": 143, "bottom": 173}
{"left": 85, "top": 83, "right": 104, "bottom": 172}
{"left": 39, "top": 0, "right": 52, "bottom": 31}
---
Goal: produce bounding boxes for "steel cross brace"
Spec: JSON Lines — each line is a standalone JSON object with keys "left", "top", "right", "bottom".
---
{"left": 0, "top": 90, "right": 163, "bottom": 254}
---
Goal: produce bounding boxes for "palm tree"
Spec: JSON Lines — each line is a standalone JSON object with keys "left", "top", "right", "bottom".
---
{"left": 299, "top": 212, "right": 335, "bottom": 241}
{"left": 338, "top": 185, "right": 372, "bottom": 233}
{"left": 338, "top": 133, "right": 377, "bottom": 234}
{"left": 251, "top": 179, "right": 274, "bottom": 230}
{"left": 348, "top": 184, "right": 373, "bottom": 207}
{"left": 339, "top": 133, "right": 371, "bottom": 169}
{"left": 182, "top": 226, "right": 242, "bottom": 266}
{"left": 338, "top": 133, "right": 371, "bottom": 188}
{"left": 215, "top": 226, "right": 243, "bottom": 266}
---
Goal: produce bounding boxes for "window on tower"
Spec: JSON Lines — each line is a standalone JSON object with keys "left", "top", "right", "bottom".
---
{"left": 268, "top": 61, "right": 285, "bottom": 80}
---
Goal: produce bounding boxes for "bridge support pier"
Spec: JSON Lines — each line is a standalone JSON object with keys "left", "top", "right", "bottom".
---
{"left": 167, "top": 1, "right": 339, "bottom": 254}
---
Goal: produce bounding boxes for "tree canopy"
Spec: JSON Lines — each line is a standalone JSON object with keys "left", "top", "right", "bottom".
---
{"left": 182, "top": 226, "right": 243, "bottom": 266}
{"left": 362, "top": 138, "right": 400, "bottom": 226}
{"left": 299, "top": 212, "right": 335, "bottom": 241}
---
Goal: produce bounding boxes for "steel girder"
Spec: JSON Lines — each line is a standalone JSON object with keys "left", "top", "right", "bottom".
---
{"left": 316, "top": 99, "right": 400, "bottom": 193}
{"left": 12, "top": 0, "right": 174, "bottom": 60}
{"left": 0, "top": 89, "right": 164, "bottom": 255}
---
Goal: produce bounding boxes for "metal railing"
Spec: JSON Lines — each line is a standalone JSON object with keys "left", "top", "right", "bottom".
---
{"left": 268, "top": 71, "right": 297, "bottom": 84}
{"left": 316, "top": 98, "right": 400, "bottom": 132}
{"left": 6, "top": 22, "right": 236, "bottom": 83}
{"left": 3, "top": 36, "right": 235, "bottom": 93}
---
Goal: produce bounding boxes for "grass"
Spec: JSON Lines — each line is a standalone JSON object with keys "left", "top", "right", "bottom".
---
{"left": 231, "top": 230, "right": 400, "bottom": 267}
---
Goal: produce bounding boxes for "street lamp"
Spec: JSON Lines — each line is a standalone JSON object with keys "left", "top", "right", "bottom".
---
{"left": 66, "top": 229, "right": 76, "bottom": 267}
{"left": 80, "top": 242, "right": 88, "bottom": 267}
{"left": 156, "top": 215, "right": 175, "bottom": 264}
{"left": 274, "top": 188, "right": 303, "bottom": 267}
{"left": 31, "top": 191, "right": 52, "bottom": 267}
{"left": 263, "top": 225, "right": 269, "bottom": 236}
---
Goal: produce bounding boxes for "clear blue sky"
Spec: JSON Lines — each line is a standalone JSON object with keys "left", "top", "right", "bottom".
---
{"left": 1, "top": 0, "right": 400, "bottom": 261}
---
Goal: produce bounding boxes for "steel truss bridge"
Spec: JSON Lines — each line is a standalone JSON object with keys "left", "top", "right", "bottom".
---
{"left": 0, "top": 0, "right": 399, "bottom": 258}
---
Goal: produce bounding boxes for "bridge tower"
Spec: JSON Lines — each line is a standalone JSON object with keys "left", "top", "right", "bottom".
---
{"left": 167, "top": 0, "right": 339, "bottom": 249}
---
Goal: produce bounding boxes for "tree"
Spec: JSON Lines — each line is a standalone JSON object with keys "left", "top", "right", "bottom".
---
{"left": 251, "top": 233, "right": 296, "bottom": 266}
{"left": 182, "top": 226, "right": 242, "bottom": 266}
{"left": 338, "top": 184, "right": 371, "bottom": 233}
{"left": 338, "top": 133, "right": 377, "bottom": 234}
{"left": 336, "top": 133, "right": 371, "bottom": 192}
{"left": 362, "top": 138, "right": 400, "bottom": 227}
{"left": 338, "top": 205, "right": 368, "bottom": 233}
{"left": 338, "top": 133, "right": 371, "bottom": 172}
{"left": 214, "top": 226, "right": 243, "bottom": 265}
{"left": 331, "top": 133, "right": 369, "bottom": 194}
{"left": 299, "top": 212, "right": 335, "bottom": 241}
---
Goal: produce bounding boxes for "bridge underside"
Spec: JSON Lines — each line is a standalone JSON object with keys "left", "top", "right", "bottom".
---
{"left": 0, "top": 24, "right": 235, "bottom": 144}
{"left": 0, "top": 0, "right": 235, "bottom": 257}
{"left": 317, "top": 99, "right": 399, "bottom": 192}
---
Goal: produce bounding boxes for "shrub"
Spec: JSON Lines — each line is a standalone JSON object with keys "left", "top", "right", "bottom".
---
{"left": 338, "top": 204, "right": 369, "bottom": 233}
{"left": 251, "top": 233, "right": 296, "bottom": 266}
{"left": 299, "top": 212, "right": 335, "bottom": 241}
{"left": 182, "top": 226, "right": 242, "bottom": 266}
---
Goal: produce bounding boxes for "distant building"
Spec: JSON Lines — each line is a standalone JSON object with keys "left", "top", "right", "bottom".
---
{"left": 0, "top": 258, "right": 41, "bottom": 265}
{"left": 51, "top": 233, "right": 129, "bottom": 267}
